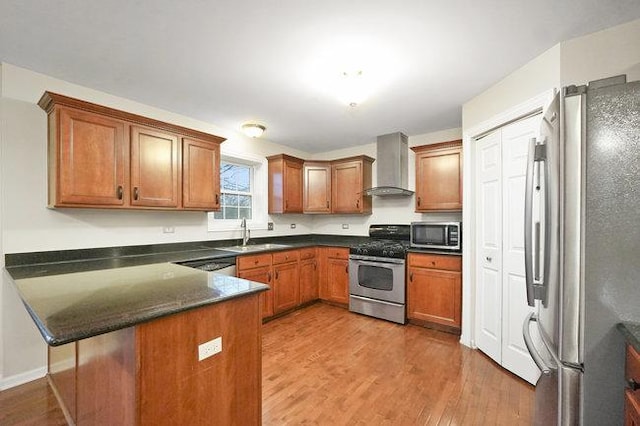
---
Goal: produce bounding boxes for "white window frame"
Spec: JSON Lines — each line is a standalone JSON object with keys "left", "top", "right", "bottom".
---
{"left": 207, "top": 149, "right": 268, "bottom": 232}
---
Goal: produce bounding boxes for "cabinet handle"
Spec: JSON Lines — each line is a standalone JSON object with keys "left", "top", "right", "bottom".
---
{"left": 254, "top": 259, "right": 259, "bottom": 264}
{"left": 486, "top": 256, "right": 492, "bottom": 262}
{"left": 286, "top": 200, "right": 289, "bottom": 209}
{"left": 275, "top": 271, "right": 279, "bottom": 280}
{"left": 267, "top": 272, "right": 271, "bottom": 282}
{"left": 116, "top": 185, "right": 123, "bottom": 200}
{"left": 417, "top": 197, "right": 421, "bottom": 207}
{"left": 628, "top": 379, "right": 640, "bottom": 391}
{"left": 314, "top": 260, "right": 317, "bottom": 270}
{"left": 410, "top": 272, "right": 414, "bottom": 282}
{"left": 133, "top": 187, "right": 139, "bottom": 201}
{"left": 356, "top": 199, "right": 360, "bottom": 209}
{"left": 345, "top": 264, "right": 349, "bottom": 274}
{"left": 326, "top": 200, "right": 329, "bottom": 208}
{"left": 431, "top": 261, "right": 436, "bottom": 266}
{"left": 215, "top": 193, "right": 219, "bottom": 205}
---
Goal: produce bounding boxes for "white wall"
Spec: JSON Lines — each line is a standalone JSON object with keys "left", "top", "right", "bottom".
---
{"left": 561, "top": 18, "right": 640, "bottom": 85}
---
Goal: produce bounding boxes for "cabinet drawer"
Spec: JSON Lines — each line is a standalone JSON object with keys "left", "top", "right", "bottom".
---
{"left": 237, "top": 253, "right": 272, "bottom": 270}
{"left": 325, "top": 247, "right": 349, "bottom": 260}
{"left": 408, "top": 253, "right": 461, "bottom": 271}
{"left": 273, "top": 250, "right": 299, "bottom": 265}
{"left": 299, "top": 247, "right": 316, "bottom": 260}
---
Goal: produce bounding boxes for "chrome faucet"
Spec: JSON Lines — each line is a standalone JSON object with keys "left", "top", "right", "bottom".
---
{"left": 241, "top": 218, "right": 250, "bottom": 246}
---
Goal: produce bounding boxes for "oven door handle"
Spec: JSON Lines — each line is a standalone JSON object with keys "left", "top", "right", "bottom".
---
{"left": 349, "top": 257, "right": 405, "bottom": 266}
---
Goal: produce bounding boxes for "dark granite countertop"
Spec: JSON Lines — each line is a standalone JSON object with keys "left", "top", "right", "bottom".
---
{"left": 617, "top": 322, "right": 640, "bottom": 353}
{"left": 12, "top": 263, "right": 268, "bottom": 346}
{"left": 6, "top": 234, "right": 463, "bottom": 346}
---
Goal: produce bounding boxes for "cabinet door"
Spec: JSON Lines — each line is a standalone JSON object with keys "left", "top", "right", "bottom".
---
{"left": 303, "top": 162, "right": 331, "bottom": 213}
{"left": 414, "top": 141, "right": 462, "bottom": 211}
{"left": 332, "top": 160, "right": 362, "bottom": 213}
{"left": 299, "top": 258, "right": 318, "bottom": 303}
{"left": 326, "top": 258, "right": 350, "bottom": 305}
{"left": 182, "top": 137, "right": 220, "bottom": 210}
{"left": 238, "top": 267, "right": 273, "bottom": 319}
{"left": 130, "top": 125, "right": 180, "bottom": 208}
{"left": 407, "top": 266, "right": 461, "bottom": 328}
{"left": 284, "top": 160, "right": 303, "bottom": 213}
{"left": 56, "top": 107, "right": 126, "bottom": 206}
{"left": 273, "top": 261, "right": 300, "bottom": 313}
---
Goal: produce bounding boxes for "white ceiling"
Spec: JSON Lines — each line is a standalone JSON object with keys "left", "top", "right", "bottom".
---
{"left": 1, "top": 1, "right": 639, "bottom": 152}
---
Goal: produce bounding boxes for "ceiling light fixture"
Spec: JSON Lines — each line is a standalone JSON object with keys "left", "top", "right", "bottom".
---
{"left": 241, "top": 123, "right": 266, "bottom": 138}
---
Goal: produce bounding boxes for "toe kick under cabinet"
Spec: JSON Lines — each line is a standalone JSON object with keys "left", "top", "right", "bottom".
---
{"left": 39, "top": 92, "right": 225, "bottom": 211}
{"left": 407, "top": 252, "right": 462, "bottom": 334}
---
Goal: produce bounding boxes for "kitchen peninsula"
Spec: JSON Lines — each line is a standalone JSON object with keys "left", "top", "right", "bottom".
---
{"left": 9, "top": 260, "right": 267, "bottom": 425}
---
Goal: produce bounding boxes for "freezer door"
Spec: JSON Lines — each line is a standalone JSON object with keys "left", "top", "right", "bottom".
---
{"left": 524, "top": 312, "right": 582, "bottom": 426}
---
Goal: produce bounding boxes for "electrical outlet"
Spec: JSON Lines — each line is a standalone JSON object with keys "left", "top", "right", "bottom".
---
{"left": 267, "top": 222, "right": 274, "bottom": 231}
{"left": 198, "top": 336, "right": 222, "bottom": 361}
{"left": 290, "top": 223, "right": 296, "bottom": 229}
{"left": 163, "top": 226, "right": 175, "bottom": 234}
{"left": 342, "top": 224, "right": 350, "bottom": 229}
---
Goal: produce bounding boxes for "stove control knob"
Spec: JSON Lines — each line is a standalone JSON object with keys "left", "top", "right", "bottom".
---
{"left": 383, "top": 249, "right": 388, "bottom": 256}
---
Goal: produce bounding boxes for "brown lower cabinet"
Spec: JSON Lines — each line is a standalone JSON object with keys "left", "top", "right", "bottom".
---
{"left": 237, "top": 246, "right": 347, "bottom": 320}
{"left": 47, "top": 294, "right": 262, "bottom": 425}
{"left": 318, "top": 247, "right": 350, "bottom": 305}
{"left": 407, "top": 252, "right": 462, "bottom": 333}
{"left": 299, "top": 248, "right": 319, "bottom": 303}
{"left": 625, "top": 344, "right": 640, "bottom": 425}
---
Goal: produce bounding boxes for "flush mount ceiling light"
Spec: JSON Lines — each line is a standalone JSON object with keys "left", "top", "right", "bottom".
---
{"left": 241, "top": 123, "right": 266, "bottom": 138}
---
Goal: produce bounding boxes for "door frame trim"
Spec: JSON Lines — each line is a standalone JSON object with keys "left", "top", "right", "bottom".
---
{"left": 460, "top": 89, "right": 556, "bottom": 348}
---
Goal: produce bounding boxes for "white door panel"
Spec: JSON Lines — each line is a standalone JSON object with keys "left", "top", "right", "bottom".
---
{"left": 475, "top": 131, "right": 502, "bottom": 363}
{"left": 475, "top": 114, "right": 541, "bottom": 385}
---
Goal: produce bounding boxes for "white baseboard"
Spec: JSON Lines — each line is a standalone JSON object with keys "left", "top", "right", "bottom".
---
{"left": 0, "top": 366, "right": 47, "bottom": 390}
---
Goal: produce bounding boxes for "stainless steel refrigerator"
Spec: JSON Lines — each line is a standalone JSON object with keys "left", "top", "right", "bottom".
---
{"left": 523, "top": 75, "right": 640, "bottom": 425}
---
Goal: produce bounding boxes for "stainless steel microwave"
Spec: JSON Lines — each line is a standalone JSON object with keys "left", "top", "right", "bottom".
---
{"left": 410, "top": 222, "right": 461, "bottom": 250}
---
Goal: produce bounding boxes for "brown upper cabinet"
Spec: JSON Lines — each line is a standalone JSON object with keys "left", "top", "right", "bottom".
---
{"left": 411, "top": 140, "right": 463, "bottom": 212}
{"left": 303, "top": 161, "right": 332, "bottom": 213}
{"left": 269, "top": 155, "right": 373, "bottom": 215}
{"left": 267, "top": 154, "right": 304, "bottom": 214}
{"left": 39, "top": 92, "right": 225, "bottom": 211}
{"left": 331, "top": 156, "right": 374, "bottom": 214}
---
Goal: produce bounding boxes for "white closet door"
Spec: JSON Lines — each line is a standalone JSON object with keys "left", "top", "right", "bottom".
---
{"left": 475, "top": 130, "right": 503, "bottom": 363}
{"left": 500, "top": 116, "right": 540, "bottom": 385}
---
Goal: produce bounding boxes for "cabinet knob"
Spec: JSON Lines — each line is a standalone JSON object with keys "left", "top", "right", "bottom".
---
{"left": 431, "top": 261, "right": 436, "bottom": 266}
{"left": 628, "top": 379, "right": 640, "bottom": 391}
{"left": 486, "top": 256, "right": 492, "bottom": 262}
{"left": 116, "top": 185, "right": 123, "bottom": 200}
{"left": 133, "top": 187, "right": 139, "bottom": 201}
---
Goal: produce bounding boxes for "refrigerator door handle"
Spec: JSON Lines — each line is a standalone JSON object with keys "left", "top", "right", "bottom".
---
{"left": 524, "top": 137, "right": 547, "bottom": 306}
{"left": 522, "top": 312, "right": 552, "bottom": 375}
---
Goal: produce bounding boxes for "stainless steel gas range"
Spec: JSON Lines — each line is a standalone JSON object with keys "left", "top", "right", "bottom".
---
{"left": 348, "top": 225, "right": 410, "bottom": 324}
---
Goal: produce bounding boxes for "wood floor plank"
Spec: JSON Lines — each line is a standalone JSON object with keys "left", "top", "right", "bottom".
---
{"left": 0, "top": 302, "right": 534, "bottom": 425}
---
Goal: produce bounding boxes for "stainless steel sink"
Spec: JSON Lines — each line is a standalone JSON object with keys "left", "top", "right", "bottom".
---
{"left": 216, "top": 243, "right": 292, "bottom": 253}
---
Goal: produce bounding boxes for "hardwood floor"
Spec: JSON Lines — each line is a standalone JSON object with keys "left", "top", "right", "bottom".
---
{"left": 262, "top": 303, "right": 533, "bottom": 425}
{"left": 0, "top": 303, "right": 534, "bottom": 425}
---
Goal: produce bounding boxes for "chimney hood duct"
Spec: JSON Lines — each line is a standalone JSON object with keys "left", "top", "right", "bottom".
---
{"left": 364, "top": 132, "right": 414, "bottom": 197}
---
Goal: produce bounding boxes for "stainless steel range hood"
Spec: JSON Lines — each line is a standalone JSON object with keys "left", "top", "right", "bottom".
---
{"left": 364, "top": 132, "right": 414, "bottom": 197}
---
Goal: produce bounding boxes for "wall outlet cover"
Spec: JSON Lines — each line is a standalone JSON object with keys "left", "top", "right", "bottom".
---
{"left": 198, "top": 336, "right": 222, "bottom": 361}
